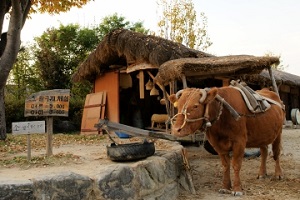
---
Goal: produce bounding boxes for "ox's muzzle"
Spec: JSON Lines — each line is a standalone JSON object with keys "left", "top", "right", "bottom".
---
{"left": 171, "top": 109, "right": 209, "bottom": 134}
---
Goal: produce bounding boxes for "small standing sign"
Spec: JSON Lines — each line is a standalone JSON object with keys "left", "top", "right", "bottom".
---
{"left": 24, "top": 89, "right": 70, "bottom": 156}
{"left": 12, "top": 121, "right": 45, "bottom": 160}
{"left": 12, "top": 121, "right": 45, "bottom": 134}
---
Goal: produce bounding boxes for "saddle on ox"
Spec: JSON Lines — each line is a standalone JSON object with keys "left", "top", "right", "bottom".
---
{"left": 169, "top": 83, "right": 285, "bottom": 196}
{"left": 229, "top": 80, "right": 284, "bottom": 114}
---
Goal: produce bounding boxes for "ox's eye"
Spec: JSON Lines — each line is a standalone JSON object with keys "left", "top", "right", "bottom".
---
{"left": 193, "top": 104, "right": 199, "bottom": 109}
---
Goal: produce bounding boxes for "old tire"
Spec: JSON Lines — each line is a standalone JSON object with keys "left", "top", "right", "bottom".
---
{"left": 107, "top": 141, "right": 155, "bottom": 162}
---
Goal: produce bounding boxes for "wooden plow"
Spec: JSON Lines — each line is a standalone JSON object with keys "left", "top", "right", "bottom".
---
{"left": 95, "top": 119, "right": 204, "bottom": 143}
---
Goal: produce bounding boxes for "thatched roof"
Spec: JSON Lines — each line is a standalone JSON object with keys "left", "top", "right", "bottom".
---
{"left": 241, "top": 69, "right": 300, "bottom": 87}
{"left": 155, "top": 55, "right": 280, "bottom": 84}
{"left": 72, "top": 28, "right": 213, "bottom": 82}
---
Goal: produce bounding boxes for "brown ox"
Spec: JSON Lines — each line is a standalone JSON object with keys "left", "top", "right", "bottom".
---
{"left": 169, "top": 86, "right": 285, "bottom": 196}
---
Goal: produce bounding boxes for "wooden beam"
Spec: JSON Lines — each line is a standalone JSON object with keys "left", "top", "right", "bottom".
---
{"left": 127, "top": 62, "right": 158, "bottom": 73}
{"left": 139, "top": 70, "right": 145, "bottom": 99}
{"left": 170, "top": 81, "right": 175, "bottom": 117}
{"left": 181, "top": 75, "right": 188, "bottom": 88}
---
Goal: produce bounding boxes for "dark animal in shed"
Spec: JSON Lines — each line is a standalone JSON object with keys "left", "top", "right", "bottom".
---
{"left": 169, "top": 86, "right": 285, "bottom": 196}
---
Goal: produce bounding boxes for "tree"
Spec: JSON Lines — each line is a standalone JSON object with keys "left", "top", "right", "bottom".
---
{"left": 33, "top": 24, "right": 97, "bottom": 91}
{"left": 7, "top": 46, "right": 42, "bottom": 99}
{"left": 157, "top": 0, "right": 212, "bottom": 51}
{"left": 0, "top": 0, "right": 92, "bottom": 140}
{"left": 95, "top": 13, "right": 149, "bottom": 38}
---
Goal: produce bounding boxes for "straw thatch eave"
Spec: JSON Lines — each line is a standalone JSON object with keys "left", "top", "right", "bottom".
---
{"left": 72, "top": 28, "right": 213, "bottom": 83}
{"left": 241, "top": 69, "right": 300, "bottom": 88}
{"left": 155, "top": 55, "right": 280, "bottom": 84}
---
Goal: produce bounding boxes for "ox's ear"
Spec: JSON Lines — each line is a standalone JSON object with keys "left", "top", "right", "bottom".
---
{"left": 169, "top": 94, "right": 179, "bottom": 107}
{"left": 169, "top": 94, "right": 177, "bottom": 103}
{"left": 203, "top": 88, "right": 218, "bottom": 104}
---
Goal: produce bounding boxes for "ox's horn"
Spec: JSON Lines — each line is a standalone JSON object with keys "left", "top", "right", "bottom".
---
{"left": 199, "top": 89, "right": 207, "bottom": 103}
{"left": 175, "top": 89, "right": 184, "bottom": 99}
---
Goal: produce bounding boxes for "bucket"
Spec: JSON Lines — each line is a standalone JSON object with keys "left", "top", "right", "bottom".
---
{"left": 291, "top": 108, "right": 300, "bottom": 125}
{"left": 115, "top": 131, "right": 130, "bottom": 138}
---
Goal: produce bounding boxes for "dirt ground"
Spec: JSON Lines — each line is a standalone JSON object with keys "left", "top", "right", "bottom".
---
{"left": 178, "top": 128, "right": 300, "bottom": 200}
{"left": 0, "top": 129, "right": 300, "bottom": 200}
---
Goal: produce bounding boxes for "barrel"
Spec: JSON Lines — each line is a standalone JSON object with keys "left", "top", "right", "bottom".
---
{"left": 291, "top": 108, "right": 300, "bottom": 125}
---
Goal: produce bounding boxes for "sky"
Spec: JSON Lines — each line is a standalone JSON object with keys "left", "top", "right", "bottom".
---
{"left": 20, "top": 0, "right": 300, "bottom": 76}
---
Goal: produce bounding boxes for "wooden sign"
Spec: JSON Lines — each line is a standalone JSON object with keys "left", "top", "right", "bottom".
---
{"left": 12, "top": 121, "right": 46, "bottom": 160}
{"left": 12, "top": 121, "right": 45, "bottom": 134}
{"left": 25, "top": 89, "right": 70, "bottom": 117}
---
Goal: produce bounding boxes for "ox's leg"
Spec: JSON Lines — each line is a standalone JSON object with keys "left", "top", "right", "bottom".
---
{"left": 258, "top": 145, "right": 268, "bottom": 179}
{"left": 218, "top": 153, "right": 232, "bottom": 194}
{"left": 231, "top": 146, "right": 245, "bottom": 196}
{"left": 272, "top": 135, "right": 283, "bottom": 179}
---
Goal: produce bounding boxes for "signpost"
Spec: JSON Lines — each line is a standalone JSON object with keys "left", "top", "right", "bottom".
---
{"left": 12, "top": 121, "right": 45, "bottom": 160}
{"left": 24, "top": 89, "right": 70, "bottom": 156}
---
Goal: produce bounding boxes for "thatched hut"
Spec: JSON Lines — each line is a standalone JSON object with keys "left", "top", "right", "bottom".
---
{"left": 72, "top": 28, "right": 299, "bottom": 134}
{"left": 72, "top": 28, "right": 212, "bottom": 133}
{"left": 72, "top": 28, "right": 213, "bottom": 83}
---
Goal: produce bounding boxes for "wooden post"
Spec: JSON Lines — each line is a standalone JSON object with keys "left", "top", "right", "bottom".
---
{"left": 139, "top": 70, "right": 145, "bottom": 99}
{"left": 181, "top": 75, "right": 188, "bottom": 88}
{"left": 268, "top": 66, "right": 279, "bottom": 95}
{"left": 170, "top": 81, "right": 175, "bottom": 117}
{"left": 181, "top": 148, "right": 196, "bottom": 194}
{"left": 222, "top": 78, "right": 230, "bottom": 86}
{"left": 27, "top": 134, "right": 31, "bottom": 160}
{"left": 46, "top": 117, "right": 53, "bottom": 156}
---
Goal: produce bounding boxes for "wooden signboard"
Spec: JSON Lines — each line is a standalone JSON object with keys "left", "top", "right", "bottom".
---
{"left": 25, "top": 89, "right": 70, "bottom": 117}
{"left": 24, "top": 89, "right": 70, "bottom": 157}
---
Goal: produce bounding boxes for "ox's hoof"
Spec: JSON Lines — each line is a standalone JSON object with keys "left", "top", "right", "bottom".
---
{"left": 232, "top": 191, "right": 243, "bottom": 196}
{"left": 257, "top": 174, "right": 267, "bottom": 179}
{"left": 271, "top": 175, "right": 283, "bottom": 180}
{"left": 218, "top": 189, "right": 231, "bottom": 194}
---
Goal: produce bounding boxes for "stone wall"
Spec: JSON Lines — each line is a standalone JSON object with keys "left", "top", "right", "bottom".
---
{"left": 0, "top": 144, "right": 193, "bottom": 200}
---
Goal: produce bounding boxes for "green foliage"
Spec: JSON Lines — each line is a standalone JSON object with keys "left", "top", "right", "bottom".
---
{"left": 95, "top": 13, "right": 149, "bottom": 39}
{"left": 4, "top": 95, "right": 26, "bottom": 133}
{"left": 7, "top": 46, "right": 43, "bottom": 96}
{"left": 32, "top": 24, "right": 96, "bottom": 90}
{"left": 157, "top": 0, "right": 212, "bottom": 51}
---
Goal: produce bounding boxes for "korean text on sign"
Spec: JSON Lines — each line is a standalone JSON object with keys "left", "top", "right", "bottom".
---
{"left": 25, "top": 89, "right": 70, "bottom": 117}
{"left": 12, "top": 121, "right": 45, "bottom": 134}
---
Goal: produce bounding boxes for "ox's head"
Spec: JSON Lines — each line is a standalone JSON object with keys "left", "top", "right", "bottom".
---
{"left": 169, "top": 88, "right": 218, "bottom": 137}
